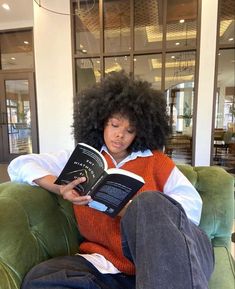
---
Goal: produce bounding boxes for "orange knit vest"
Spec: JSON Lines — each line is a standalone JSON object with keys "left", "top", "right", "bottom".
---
{"left": 73, "top": 150, "right": 175, "bottom": 275}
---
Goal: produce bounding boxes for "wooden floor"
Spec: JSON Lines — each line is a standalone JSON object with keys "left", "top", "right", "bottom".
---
{"left": 0, "top": 164, "right": 10, "bottom": 183}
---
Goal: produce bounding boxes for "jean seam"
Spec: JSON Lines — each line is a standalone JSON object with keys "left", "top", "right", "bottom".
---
{"left": 179, "top": 212, "right": 194, "bottom": 289}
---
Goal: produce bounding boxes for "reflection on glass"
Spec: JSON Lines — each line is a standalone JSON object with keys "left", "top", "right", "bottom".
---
{"left": 74, "top": 0, "right": 100, "bottom": 55}
{"left": 219, "top": 1, "right": 235, "bottom": 46}
{"left": 165, "top": 51, "right": 195, "bottom": 89}
{"left": 166, "top": 0, "right": 197, "bottom": 49}
{"left": 104, "top": 56, "right": 130, "bottom": 75}
{"left": 5, "top": 80, "right": 32, "bottom": 154}
{"left": 215, "top": 49, "right": 235, "bottom": 130}
{"left": 134, "top": 0, "right": 163, "bottom": 51}
{"left": 104, "top": 0, "right": 130, "bottom": 52}
{"left": 1, "top": 30, "right": 33, "bottom": 70}
{"left": 134, "top": 54, "right": 162, "bottom": 90}
{"left": 76, "top": 58, "right": 101, "bottom": 92}
{"left": 165, "top": 51, "right": 195, "bottom": 164}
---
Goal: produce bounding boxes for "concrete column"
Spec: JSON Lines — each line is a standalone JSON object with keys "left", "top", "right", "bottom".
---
{"left": 194, "top": 0, "right": 219, "bottom": 165}
{"left": 33, "top": 0, "right": 74, "bottom": 152}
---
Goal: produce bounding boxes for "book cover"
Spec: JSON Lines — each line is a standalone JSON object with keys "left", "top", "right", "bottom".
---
{"left": 55, "top": 143, "right": 145, "bottom": 217}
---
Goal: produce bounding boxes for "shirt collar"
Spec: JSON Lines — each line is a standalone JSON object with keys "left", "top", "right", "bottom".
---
{"left": 100, "top": 145, "right": 153, "bottom": 168}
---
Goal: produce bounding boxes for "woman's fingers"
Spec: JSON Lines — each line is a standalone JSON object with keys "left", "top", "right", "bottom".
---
{"left": 59, "top": 177, "right": 91, "bottom": 205}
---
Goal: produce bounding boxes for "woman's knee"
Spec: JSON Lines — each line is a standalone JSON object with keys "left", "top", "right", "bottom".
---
{"left": 130, "top": 191, "right": 183, "bottom": 214}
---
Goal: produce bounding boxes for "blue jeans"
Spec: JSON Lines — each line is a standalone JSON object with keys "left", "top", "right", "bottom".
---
{"left": 21, "top": 192, "right": 214, "bottom": 289}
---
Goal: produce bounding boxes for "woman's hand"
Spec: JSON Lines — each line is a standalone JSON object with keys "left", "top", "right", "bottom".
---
{"left": 34, "top": 175, "right": 91, "bottom": 205}
{"left": 59, "top": 177, "right": 91, "bottom": 205}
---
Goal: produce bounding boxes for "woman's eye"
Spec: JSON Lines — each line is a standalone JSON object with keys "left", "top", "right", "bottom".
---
{"left": 111, "top": 123, "right": 119, "bottom": 128}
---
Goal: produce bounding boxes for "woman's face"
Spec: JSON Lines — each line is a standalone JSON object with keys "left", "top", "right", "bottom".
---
{"left": 103, "top": 114, "right": 136, "bottom": 162}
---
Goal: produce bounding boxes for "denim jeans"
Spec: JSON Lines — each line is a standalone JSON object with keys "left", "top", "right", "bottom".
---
{"left": 121, "top": 192, "right": 214, "bottom": 289}
{"left": 21, "top": 192, "right": 214, "bottom": 289}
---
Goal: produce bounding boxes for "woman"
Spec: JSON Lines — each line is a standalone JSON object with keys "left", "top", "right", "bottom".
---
{"left": 8, "top": 71, "right": 214, "bottom": 289}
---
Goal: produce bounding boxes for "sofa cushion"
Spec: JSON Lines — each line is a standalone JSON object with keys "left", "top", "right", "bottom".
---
{"left": 209, "top": 247, "right": 235, "bottom": 289}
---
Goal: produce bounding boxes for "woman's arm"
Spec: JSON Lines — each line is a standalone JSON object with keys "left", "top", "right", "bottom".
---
{"left": 163, "top": 166, "right": 202, "bottom": 225}
{"left": 8, "top": 151, "right": 91, "bottom": 205}
{"left": 35, "top": 175, "right": 91, "bottom": 205}
{"left": 8, "top": 150, "right": 71, "bottom": 185}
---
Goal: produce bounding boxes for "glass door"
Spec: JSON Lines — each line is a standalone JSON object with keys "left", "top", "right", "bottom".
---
{"left": 0, "top": 72, "right": 38, "bottom": 162}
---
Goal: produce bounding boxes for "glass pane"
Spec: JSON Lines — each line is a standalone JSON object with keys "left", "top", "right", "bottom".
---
{"left": 5, "top": 80, "right": 32, "bottom": 154}
{"left": 76, "top": 58, "right": 101, "bottom": 92}
{"left": 104, "top": 56, "right": 130, "bottom": 75}
{"left": 1, "top": 30, "right": 33, "bottom": 70}
{"left": 165, "top": 51, "right": 196, "bottom": 165}
{"left": 134, "top": 0, "right": 163, "bottom": 51}
{"left": 73, "top": 0, "right": 100, "bottom": 55}
{"left": 166, "top": 0, "right": 197, "bottom": 49}
{"left": 165, "top": 51, "right": 195, "bottom": 89}
{"left": 134, "top": 54, "right": 162, "bottom": 90}
{"left": 213, "top": 48, "right": 235, "bottom": 172}
{"left": 104, "top": 0, "right": 130, "bottom": 52}
{"left": 219, "top": 0, "right": 235, "bottom": 46}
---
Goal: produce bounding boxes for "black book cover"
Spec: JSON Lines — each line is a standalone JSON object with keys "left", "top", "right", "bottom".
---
{"left": 55, "top": 143, "right": 145, "bottom": 217}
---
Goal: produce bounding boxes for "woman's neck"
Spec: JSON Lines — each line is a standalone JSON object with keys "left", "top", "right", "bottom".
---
{"left": 110, "top": 152, "right": 129, "bottom": 165}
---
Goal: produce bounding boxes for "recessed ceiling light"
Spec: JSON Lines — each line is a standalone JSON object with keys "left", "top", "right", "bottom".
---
{"left": 11, "top": 57, "right": 16, "bottom": 60}
{"left": 179, "top": 19, "right": 185, "bottom": 23}
{"left": 171, "top": 56, "right": 175, "bottom": 59}
{"left": 175, "top": 42, "right": 180, "bottom": 46}
{"left": 2, "top": 3, "right": 10, "bottom": 10}
{"left": 228, "top": 37, "right": 234, "bottom": 41}
{"left": 24, "top": 41, "right": 29, "bottom": 45}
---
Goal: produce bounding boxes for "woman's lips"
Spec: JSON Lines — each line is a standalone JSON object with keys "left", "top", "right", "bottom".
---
{"left": 111, "top": 141, "right": 123, "bottom": 149}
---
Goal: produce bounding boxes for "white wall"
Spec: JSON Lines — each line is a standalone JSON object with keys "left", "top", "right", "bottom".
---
{"left": 33, "top": 0, "right": 74, "bottom": 152}
{"left": 194, "top": 0, "right": 218, "bottom": 165}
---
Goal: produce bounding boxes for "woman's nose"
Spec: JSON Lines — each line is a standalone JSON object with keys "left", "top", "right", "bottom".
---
{"left": 116, "top": 129, "right": 124, "bottom": 138}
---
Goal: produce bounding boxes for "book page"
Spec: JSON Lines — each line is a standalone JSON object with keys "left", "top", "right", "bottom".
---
{"left": 106, "top": 168, "right": 145, "bottom": 183}
{"left": 90, "top": 173, "right": 144, "bottom": 216}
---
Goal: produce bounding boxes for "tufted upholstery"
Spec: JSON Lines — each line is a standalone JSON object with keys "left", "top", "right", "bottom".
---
{"left": 0, "top": 165, "right": 234, "bottom": 289}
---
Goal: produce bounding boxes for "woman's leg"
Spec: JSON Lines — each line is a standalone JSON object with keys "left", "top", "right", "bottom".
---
{"left": 21, "top": 255, "right": 135, "bottom": 289}
{"left": 121, "top": 191, "right": 214, "bottom": 289}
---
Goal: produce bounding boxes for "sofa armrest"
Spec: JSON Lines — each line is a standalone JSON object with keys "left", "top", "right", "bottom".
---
{"left": 177, "top": 165, "right": 234, "bottom": 248}
{"left": 0, "top": 182, "right": 81, "bottom": 289}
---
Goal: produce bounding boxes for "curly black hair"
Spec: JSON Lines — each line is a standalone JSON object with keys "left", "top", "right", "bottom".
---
{"left": 73, "top": 71, "right": 170, "bottom": 152}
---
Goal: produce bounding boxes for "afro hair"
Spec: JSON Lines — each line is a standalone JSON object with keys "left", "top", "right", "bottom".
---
{"left": 73, "top": 71, "right": 170, "bottom": 152}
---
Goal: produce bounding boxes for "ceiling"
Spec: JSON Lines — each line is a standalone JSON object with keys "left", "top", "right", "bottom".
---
{"left": 0, "top": 0, "right": 234, "bottom": 98}
{"left": 0, "top": 0, "right": 33, "bottom": 25}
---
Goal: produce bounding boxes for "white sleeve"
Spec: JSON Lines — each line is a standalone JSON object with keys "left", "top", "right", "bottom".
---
{"left": 163, "top": 166, "right": 202, "bottom": 226}
{"left": 7, "top": 150, "right": 72, "bottom": 186}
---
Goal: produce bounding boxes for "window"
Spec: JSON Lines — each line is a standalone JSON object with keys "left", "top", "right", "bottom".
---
{"left": 72, "top": 0, "right": 199, "bottom": 165}
{"left": 213, "top": 0, "right": 235, "bottom": 172}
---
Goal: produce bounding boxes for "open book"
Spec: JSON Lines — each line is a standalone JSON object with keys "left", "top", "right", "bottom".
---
{"left": 55, "top": 143, "right": 145, "bottom": 217}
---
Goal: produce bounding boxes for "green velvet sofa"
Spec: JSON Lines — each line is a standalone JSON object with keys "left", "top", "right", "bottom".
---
{"left": 0, "top": 165, "right": 234, "bottom": 289}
